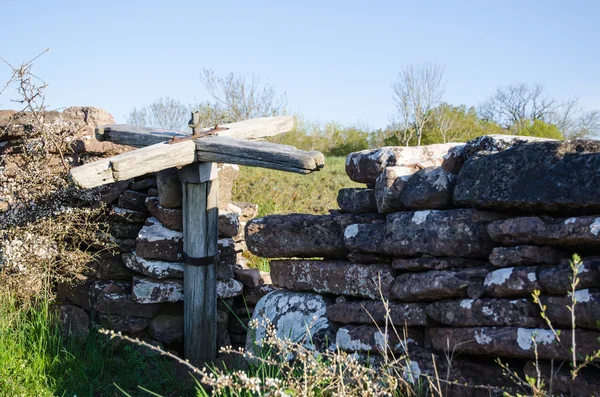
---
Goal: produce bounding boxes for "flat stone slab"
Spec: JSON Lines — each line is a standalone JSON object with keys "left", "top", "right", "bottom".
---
{"left": 391, "top": 267, "right": 490, "bottom": 301}
{"left": 488, "top": 245, "right": 565, "bottom": 268}
{"left": 92, "top": 291, "right": 163, "bottom": 318}
{"left": 483, "top": 266, "right": 544, "bottom": 298}
{"left": 132, "top": 277, "right": 243, "bottom": 303}
{"left": 247, "top": 291, "right": 335, "bottom": 355}
{"left": 246, "top": 213, "right": 383, "bottom": 259}
{"left": 107, "top": 206, "right": 149, "bottom": 224}
{"left": 487, "top": 215, "right": 600, "bottom": 250}
{"left": 337, "top": 188, "right": 377, "bottom": 213}
{"left": 122, "top": 251, "right": 183, "bottom": 279}
{"left": 382, "top": 209, "right": 504, "bottom": 258}
{"left": 270, "top": 260, "right": 395, "bottom": 300}
{"left": 426, "top": 298, "right": 540, "bottom": 327}
{"left": 391, "top": 257, "right": 485, "bottom": 271}
{"left": 454, "top": 140, "right": 600, "bottom": 215}
{"left": 538, "top": 256, "right": 600, "bottom": 294}
{"left": 335, "top": 324, "right": 423, "bottom": 353}
{"left": 346, "top": 143, "right": 461, "bottom": 184}
{"left": 429, "top": 327, "right": 600, "bottom": 361}
{"left": 540, "top": 289, "right": 600, "bottom": 330}
{"left": 326, "top": 300, "right": 428, "bottom": 326}
{"left": 136, "top": 217, "right": 183, "bottom": 262}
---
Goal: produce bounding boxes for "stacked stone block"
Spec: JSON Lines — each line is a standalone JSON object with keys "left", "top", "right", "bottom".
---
{"left": 245, "top": 136, "right": 600, "bottom": 396}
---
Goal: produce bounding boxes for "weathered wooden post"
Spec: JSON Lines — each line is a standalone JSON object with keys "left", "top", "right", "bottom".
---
{"left": 69, "top": 115, "right": 324, "bottom": 365}
{"left": 180, "top": 161, "right": 219, "bottom": 362}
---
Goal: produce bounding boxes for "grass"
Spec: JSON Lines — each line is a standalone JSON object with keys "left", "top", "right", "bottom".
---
{"left": 232, "top": 156, "right": 361, "bottom": 217}
{"left": 0, "top": 293, "right": 194, "bottom": 397}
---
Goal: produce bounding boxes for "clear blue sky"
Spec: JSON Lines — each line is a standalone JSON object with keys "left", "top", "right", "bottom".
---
{"left": 1, "top": 0, "right": 598, "bottom": 129}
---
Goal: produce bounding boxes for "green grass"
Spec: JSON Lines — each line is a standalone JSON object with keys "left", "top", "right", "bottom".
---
{"left": 232, "top": 156, "right": 361, "bottom": 217}
{"left": 0, "top": 294, "right": 195, "bottom": 397}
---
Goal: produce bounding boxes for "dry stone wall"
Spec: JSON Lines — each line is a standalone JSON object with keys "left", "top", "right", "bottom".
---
{"left": 0, "top": 107, "right": 271, "bottom": 353}
{"left": 245, "top": 135, "right": 600, "bottom": 397}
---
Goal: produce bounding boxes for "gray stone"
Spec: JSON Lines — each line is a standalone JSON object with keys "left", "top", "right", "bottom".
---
{"left": 148, "top": 314, "right": 184, "bottom": 344}
{"left": 217, "top": 164, "right": 240, "bottom": 209}
{"left": 400, "top": 166, "right": 456, "bottom": 210}
{"left": 347, "top": 252, "right": 392, "bottom": 264}
{"left": 345, "top": 143, "right": 461, "bottom": 184}
{"left": 84, "top": 252, "right": 137, "bottom": 280}
{"left": 135, "top": 217, "right": 183, "bottom": 262}
{"left": 483, "top": 266, "right": 544, "bottom": 298}
{"left": 540, "top": 289, "right": 600, "bottom": 330}
{"left": 218, "top": 203, "right": 241, "bottom": 237}
{"left": 538, "top": 256, "right": 600, "bottom": 294}
{"left": 426, "top": 298, "right": 540, "bottom": 327}
{"left": 157, "top": 168, "right": 182, "bottom": 208}
{"left": 51, "top": 304, "right": 89, "bottom": 339}
{"left": 122, "top": 251, "right": 183, "bottom": 279}
{"left": 391, "top": 257, "right": 485, "bottom": 271}
{"left": 429, "top": 327, "right": 600, "bottom": 361}
{"left": 118, "top": 190, "right": 149, "bottom": 212}
{"left": 391, "top": 267, "right": 491, "bottom": 302}
{"left": 130, "top": 177, "right": 157, "bottom": 191}
{"left": 270, "top": 260, "right": 396, "bottom": 300}
{"left": 131, "top": 277, "right": 243, "bottom": 303}
{"left": 246, "top": 291, "right": 335, "bottom": 355}
{"left": 335, "top": 325, "right": 423, "bottom": 353}
{"left": 337, "top": 188, "right": 377, "bottom": 213}
{"left": 232, "top": 201, "right": 259, "bottom": 222}
{"left": 488, "top": 245, "right": 565, "bottom": 268}
{"left": 145, "top": 197, "right": 182, "bottom": 230}
{"left": 234, "top": 268, "right": 264, "bottom": 288}
{"left": 382, "top": 209, "right": 503, "bottom": 258}
{"left": 240, "top": 284, "right": 278, "bottom": 306}
{"left": 246, "top": 213, "right": 383, "bottom": 259}
{"left": 454, "top": 140, "right": 600, "bottom": 214}
{"left": 108, "top": 223, "right": 143, "bottom": 239}
{"left": 374, "top": 166, "right": 410, "bottom": 214}
{"left": 487, "top": 215, "right": 600, "bottom": 250}
{"left": 326, "top": 300, "right": 428, "bottom": 326}
{"left": 107, "top": 206, "right": 149, "bottom": 224}
{"left": 93, "top": 291, "right": 163, "bottom": 318}
{"left": 99, "top": 314, "right": 149, "bottom": 334}
{"left": 344, "top": 223, "right": 386, "bottom": 254}
{"left": 57, "top": 277, "right": 130, "bottom": 311}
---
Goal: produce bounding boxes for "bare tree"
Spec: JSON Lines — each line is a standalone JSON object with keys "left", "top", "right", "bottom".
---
{"left": 391, "top": 63, "right": 445, "bottom": 146}
{"left": 199, "top": 69, "right": 287, "bottom": 122}
{"left": 433, "top": 103, "right": 457, "bottom": 143}
{"left": 478, "top": 83, "right": 558, "bottom": 129}
{"left": 127, "top": 97, "right": 191, "bottom": 131}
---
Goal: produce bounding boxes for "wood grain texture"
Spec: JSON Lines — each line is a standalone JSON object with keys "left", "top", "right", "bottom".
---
{"left": 96, "top": 116, "right": 293, "bottom": 147}
{"left": 195, "top": 136, "right": 325, "bottom": 173}
{"left": 182, "top": 174, "right": 219, "bottom": 364}
{"left": 69, "top": 159, "right": 115, "bottom": 188}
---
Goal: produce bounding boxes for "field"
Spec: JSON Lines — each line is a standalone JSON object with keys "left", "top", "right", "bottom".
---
{"left": 232, "top": 156, "right": 362, "bottom": 217}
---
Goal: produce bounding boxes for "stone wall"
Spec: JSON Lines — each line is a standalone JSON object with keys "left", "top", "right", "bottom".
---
{"left": 0, "top": 108, "right": 271, "bottom": 353}
{"left": 245, "top": 136, "right": 600, "bottom": 396}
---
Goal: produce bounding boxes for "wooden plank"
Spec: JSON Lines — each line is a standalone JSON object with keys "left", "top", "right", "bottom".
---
{"left": 69, "top": 159, "right": 115, "bottom": 188}
{"left": 111, "top": 140, "right": 197, "bottom": 181}
{"left": 195, "top": 136, "right": 325, "bottom": 173}
{"left": 96, "top": 124, "right": 186, "bottom": 147}
{"left": 69, "top": 135, "right": 324, "bottom": 189}
{"left": 96, "top": 116, "right": 294, "bottom": 148}
{"left": 182, "top": 171, "right": 218, "bottom": 364}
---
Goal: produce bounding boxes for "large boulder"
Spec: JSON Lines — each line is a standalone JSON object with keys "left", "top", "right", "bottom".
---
{"left": 270, "top": 260, "right": 395, "bottom": 300}
{"left": 381, "top": 209, "right": 504, "bottom": 258}
{"left": 246, "top": 213, "right": 383, "bottom": 259}
{"left": 345, "top": 143, "right": 461, "bottom": 184}
{"left": 487, "top": 215, "right": 600, "bottom": 251}
{"left": 454, "top": 140, "right": 600, "bottom": 214}
{"left": 246, "top": 291, "right": 336, "bottom": 354}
